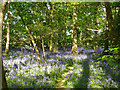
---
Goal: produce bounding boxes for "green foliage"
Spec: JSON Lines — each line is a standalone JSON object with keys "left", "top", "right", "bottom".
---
{"left": 97, "top": 47, "right": 120, "bottom": 67}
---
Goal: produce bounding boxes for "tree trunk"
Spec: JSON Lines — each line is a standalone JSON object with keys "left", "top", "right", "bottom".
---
{"left": 49, "top": 34, "right": 53, "bottom": 52}
{"left": 5, "top": 2, "right": 10, "bottom": 55}
{"left": 104, "top": 2, "right": 115, "bottom": 46}
{"left": 0, "top": 0, "right": 8, "bottom": 89}
{"left": 14, "top": 3, "right": 41, "bottom": 62}
{"left": 104, "top": 22, "right": 109, "bottom": 55}
{"left": 118, "top": 8, "right": 120, "bottom": 59}
{"left": 118, "top": 7, "right": 120, "bottom": 61}
{"left": 2, "top": 61, "right": 8, "bottom": 89}
{"left": 79, "top": 30, "right": 82, "bottom": 47}
{"left": 42, "top": 38, "right": 46, "bottom": 60}
{"left": 71, "top": 5, "right": 78, "bottom": 55}
{"left": 37, "top": 36, "right": 42, "bottom": 49}
{"left": 49, "top": 3, "right": 55, "bottom": 52}
{"left": 25, "top": 26, "right": 41, "bottom": 62}
{"left": 62, "top": 42, "right": 65, "bottom": 50}
{"left": 30, "top": 42, "right": 35, "bottom": 56}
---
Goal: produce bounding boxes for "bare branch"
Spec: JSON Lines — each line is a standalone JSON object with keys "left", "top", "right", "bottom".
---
{"left": 87, "top": 28, "right": 103, "bottom": 32}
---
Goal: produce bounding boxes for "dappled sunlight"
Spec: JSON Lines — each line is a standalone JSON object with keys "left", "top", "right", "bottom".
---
{"left": 55, "top": 54, "right": 88, "bottom": 60}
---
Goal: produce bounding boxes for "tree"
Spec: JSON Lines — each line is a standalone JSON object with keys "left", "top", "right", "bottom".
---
{"left": 0, "top": 0, "right": 8, "bottom": 89}
{"left": 14, "top": 3, "right": 41, "bottom": 62}
{"left": 49, "top": 3, "right": 55, "bottom": 52}
{"left": 104, "top": 2, "right": 115, "bottom": 46}
{"left": 5, "top": 2, "right": 10, "bottom": 55}
{"left": 71, "top": 4, "right": 78, "bottom": 55}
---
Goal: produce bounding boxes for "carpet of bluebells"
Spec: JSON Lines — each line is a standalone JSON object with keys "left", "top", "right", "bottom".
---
{"left": 2, "top": 46, "right": 120, "bottom": 88}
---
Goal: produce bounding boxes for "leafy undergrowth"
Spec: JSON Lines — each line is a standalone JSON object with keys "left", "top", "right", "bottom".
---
{"left": 2, "top": 47, "right": 120, "bottom": 88}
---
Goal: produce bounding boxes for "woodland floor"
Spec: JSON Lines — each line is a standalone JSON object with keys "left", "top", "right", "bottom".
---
{"left": 2, "top": 46, "right": 120, "bottom": 88}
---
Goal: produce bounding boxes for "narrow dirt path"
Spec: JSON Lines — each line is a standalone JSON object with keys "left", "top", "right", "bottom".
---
{"left": 57, "top": 66, "right": 74, "bottom": 88}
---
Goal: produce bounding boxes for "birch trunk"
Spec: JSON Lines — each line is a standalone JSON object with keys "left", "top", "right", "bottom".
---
{"left": 71, "top": 5, "right": 78, "bottom": 55}
{"left": 5, "top": 2, "right": 10, "bottom": 55}
{"left": 42, "top": 38, "right": 46, "bottom": 60}
{"left": 0, "top": 0, "right": 8, "bottom": 89}
{"left": 49, "top": 3, "right": 55, "bottom": 52}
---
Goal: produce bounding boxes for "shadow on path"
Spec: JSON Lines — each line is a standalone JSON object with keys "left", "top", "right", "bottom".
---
{"left": 73, "top": 59, "right": 90, "bottom": 88}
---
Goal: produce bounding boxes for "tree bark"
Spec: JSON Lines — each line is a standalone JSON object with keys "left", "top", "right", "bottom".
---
{"left": 49, "top": 34, "right": 53, "bottom": 52}
{"left": 0, "top": 0, "right": 8, "bottom": 89}
{"left": 42, "top": 38, "right": 46, "bottom": 60}
{"left": 118, "top": 7, "right": 120, "bottom": 61}
{"left": 62, "top": 42, "right": 65, "bottom": 50}
{"left": 104, "top": 2, "right": 115, "bottom": 46}
{"left": 49, "top": 3, "right": 55, "bottom": 52}
{"left": 5, "top": 2, "right": 10, "bottom": 55}
{"left": 71, "top": 5, "right": 78, "bottom": 55}
{"left": 79, "top": 30, "right": 82, "bottom": 47}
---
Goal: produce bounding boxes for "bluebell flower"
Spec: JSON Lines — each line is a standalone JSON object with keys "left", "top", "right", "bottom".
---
{"left": 90, "top": 75, "right": 92, "bottom": 78}
{"left": 117, "top": 82, "right": 119, "bottom": 87}
{"left": 36, "top": 76, "right": 39, "bottom": 79}
{"left": 24, "top": 81, "right": 27, "bottom": 84}
{"left": 65, "top": 75, "right": 68, "bottom": 78}
{"left": 14, "top": 64, "right": 18, "bottom": 68}
{"left": 87, "top": 84, "right": 90, "bottom": 88}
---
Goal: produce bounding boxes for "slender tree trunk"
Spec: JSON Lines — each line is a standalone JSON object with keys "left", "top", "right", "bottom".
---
{"left": 14, "top": 3, "right": 41, "bottom": 62}
{"left": 62, "top": 42, "right": 65, "bottom": 50}
{"left": 79, "top": 31, "right": 83, "bottom": 53}
{"left": 53, "top": 33, "right": 58, "bottom": 53}
{"left": 37, "top": 36, "right": 42, "bottom": 49}
{"left": 49, "top": 3, "right": 54, "bottom": 52}
{"left": 118, "top": 8, "right": 120, "bottom": 61}
{"left": 71, "top": 5, "right": 78, "bottom": 55}
{"left": 0, "top": 0, "right": 8, "bottom": 89}
{"left": 41, "top": 10, "right": 46, "bottom": 59}
{"left": 20, "top": 44, "right": 23, "bottom": 53}
{"left": 42, "top": 38, "right": 46, "bottom": 61}
{"left": 94, "top": 31, "right": 98, "bottom": 52}
{"left": 25, "top": 26, "right": 41, "bottom": 62}
{"left": 2, "top": 61, "right": 8, "bottom": 89}
{"left": 30, "top": 42, "right": 35, "bottom": 56}
{"left": 5, "top": 2, "right": 10, "bottom": 55}
{"left": 49, "top": 34, "right": 53, "bottom": 52}
{"left": 79, "top": 31, "right": 82, "bottom": 47}
{"left": 105, "top": 2, "right": 115, "bottom": 46}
